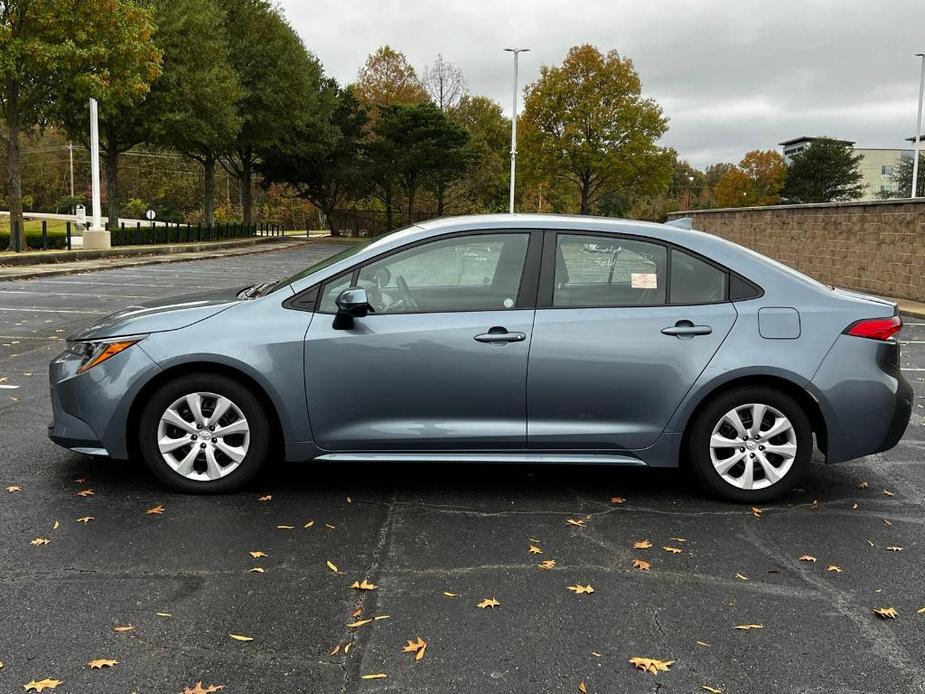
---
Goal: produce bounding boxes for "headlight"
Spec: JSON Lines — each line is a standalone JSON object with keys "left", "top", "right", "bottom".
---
{"left": 67, "top": 336, "right": 146, "bottom": 374}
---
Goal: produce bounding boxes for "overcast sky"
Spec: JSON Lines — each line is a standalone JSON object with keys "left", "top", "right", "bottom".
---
{"left": 281, "top": 0, "right": 924, "bottom": 169}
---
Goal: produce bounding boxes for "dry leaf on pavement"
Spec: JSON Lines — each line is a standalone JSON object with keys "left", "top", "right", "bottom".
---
{"left": 229, "top": 633, "right": 254, "bottom": 641}
{"left": 351, "top": 579, "right": 377, "bottom": 591}
{"left": 827, "top": 565, "right": 843, "bottom": 573}
{"left": 326, "top": 560, "right": 338, "bottom": 573}
{"left": 567, "top": 584, "right": 594, "bottom": 594}
{"left": 477, "top": 598, "right": 501, "bottom": 609}
{"left": 249, "top": 567, "right": 265, "bottom": 573}
{"left": 734, "top": 624, "right": 764, "bottom": 630}
{"left": 30, "top": 538, "right": 50, "bottom": 546}
{"left": 77, "top": 516, "right": 94, "bottom": 523}
{"left": 249, "top": 551, "right": 268, "bottom": 558}
{"left": 751, "top": 507, "right": 762, "bottom": 517}
{"left": 662, "top": 546, "right": 683, "bottom": 554}
{"left": 113, "top": 625, "right": 135, "bottom": 633}
{"left": 402, "top": 636, "right": 427, "bottom": 661}
{"left": 578, "top": 681, "right": 588, "bottom": 693}
{"left": 872, "top": 607, "right": 898, "bottom": 619}
{"left": 360, "top": 674, "right": 387, "bottom": 680}
{"left": 145, "top": 505, "right": 165, "bottom": 515}
{"left": 735, "top": 573, "right": 749, "bottom": 581}
{"left": 87, "top": 659, "right": 118, "bottom": 669}
{"left": 633, "top": 540, "right": 652, "bottom": 549}
{"left": 633, "top": 559, "right": 651, "bottom": 571}
{"left": 701, "top": 686, "right": 722, "bottom": 693}
{"left": 629, "top": 657, "right": 674, "bottom": 675}
{"left": 24, "top": 679, "right": 63, "bottom": 692}
{"left": 6, "top": 485, "right": 20, "bottom": 493}
{"left": 182, "top": 683, "right": 224, "bottom": 694}
{"left": 258, "top": 495, "right": 272, "bottom": 502}
{"left": 528, "top": 545, "right": 543, "bottom": 555}
{"left": 443, "top": 592, "right": 459, "bottom": 597}
{"left": 77, "top": 489, "right": 95, "bottom": 497}
{"left": 347, "top": 618, "right": 373, "bottom": 628}
{"left": 857, "top": 480, "right": 869, "bottom": 489}
{"left": 886, "top": 546, "right": 904, "bottom": 552}
{"left": 610, "top": 496, "right": 625, "bottom": 504}
{"left": 566, "top": 518, "right": 586, "bottom": 527}
{"left": 538, "top": 560, "right": 557, "bottom": 570}
{"left": 799, "top": 555, "right": 816, "bottom": 562}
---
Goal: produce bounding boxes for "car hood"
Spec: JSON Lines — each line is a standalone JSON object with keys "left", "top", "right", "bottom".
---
{"left": 68, "top": 287, "right": 244, "bottom": 341}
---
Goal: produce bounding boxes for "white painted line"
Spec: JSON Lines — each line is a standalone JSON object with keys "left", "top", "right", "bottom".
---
{"left": 0, "top": 384, "right": 20, "bottom": 389}
{"left": 0, "top": 307, "right": 106, "bottom": 315}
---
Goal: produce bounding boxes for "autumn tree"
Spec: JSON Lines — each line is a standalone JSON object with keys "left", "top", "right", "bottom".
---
{"left": 423, "top": 54, "right": 468, "bottom": 112}
{"left": 520, "top": 44, "right": 673, "bottom": 215}
{"left": 1, "top": 0, "right": 160, "bottom": 249}
{"left": 713, "top": 150, "right": 787, "bottom": 207}
{"left": 354, "top": 46, "right": 427, "bottom": 110}
{"left": 782, "top": 137, "right": 864, "bottom": 203}
{"left": 220, "top": 0, "right": 326, "bottom": 227}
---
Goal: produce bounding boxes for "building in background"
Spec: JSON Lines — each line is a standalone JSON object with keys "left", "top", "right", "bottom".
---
{"left": 778, "top": 136, "right": 911, "bottom": 200}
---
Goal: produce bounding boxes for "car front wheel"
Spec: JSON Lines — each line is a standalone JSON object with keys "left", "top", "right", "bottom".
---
{"left": 139, "top": 373, "right": 270, "bottom": 493}
{"left": 687, "top": 386, "right": 813, "bottom": 503}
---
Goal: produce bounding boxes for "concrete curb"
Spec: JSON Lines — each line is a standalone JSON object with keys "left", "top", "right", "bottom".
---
{"left": 0, "top": 237, "right": 321, "bottom": 282}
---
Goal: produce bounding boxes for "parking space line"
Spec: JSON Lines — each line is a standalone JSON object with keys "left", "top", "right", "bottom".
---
{"left": 0, "top": 307, "right": 107, "bottom": 314}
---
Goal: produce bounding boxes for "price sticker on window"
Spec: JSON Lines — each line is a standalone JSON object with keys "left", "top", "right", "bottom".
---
{"left": 631, "top": 272, "right": 658, "bottom": 289}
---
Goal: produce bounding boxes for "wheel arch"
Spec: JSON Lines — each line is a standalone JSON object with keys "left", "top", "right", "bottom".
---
{"left": 678, "top": 373, "right": 828, "bottom": 462}
{"left": 126, "top": 361, "right": 285, "bottom": 463}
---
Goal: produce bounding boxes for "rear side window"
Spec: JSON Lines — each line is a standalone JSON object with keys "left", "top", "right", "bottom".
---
{"left": 553, "top": 235, "right": 667, "bottom": 307}
{"left": 669, "top": 249, "right": 727, "bottom": 304}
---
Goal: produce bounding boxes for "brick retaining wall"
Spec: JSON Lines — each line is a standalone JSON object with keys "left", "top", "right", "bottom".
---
{"left": 667, "top": 199, "right": 925, "bottom": 302}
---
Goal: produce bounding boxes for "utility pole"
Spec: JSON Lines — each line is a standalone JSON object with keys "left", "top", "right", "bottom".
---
{"left": 504, "top": 48, "right": 529, "bottom": 214}
{"left": 84, "top": 98, "right": 111, "bottom": 249}
{"left": 68, "top": 141, "right": 74, "bottom": 198}
{"left": 911, "top": 53, "right": 925, "bottom": 198}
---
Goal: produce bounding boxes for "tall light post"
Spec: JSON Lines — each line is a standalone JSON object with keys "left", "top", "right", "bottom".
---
{"left": 84, "top": 97, "right": 111, "bottom": 249}
{"left": 911, "top": 53, "right": 925, "bottom": 199}
{"left": 504, "top": 48, "right": 529, "bottom": 214}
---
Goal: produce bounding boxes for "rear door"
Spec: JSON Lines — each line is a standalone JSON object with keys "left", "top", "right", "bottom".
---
{"left": 527, "top": 232, "right": 737, "bottom": 450}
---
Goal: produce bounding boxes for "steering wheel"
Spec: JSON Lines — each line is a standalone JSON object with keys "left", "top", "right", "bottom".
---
{"left": 395, "top": 276, "right": 419, "bottom": 311}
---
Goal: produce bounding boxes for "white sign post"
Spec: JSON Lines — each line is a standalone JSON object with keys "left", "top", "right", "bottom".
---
{"left": 83, "top": 97, "right": 111, "bottom": 249}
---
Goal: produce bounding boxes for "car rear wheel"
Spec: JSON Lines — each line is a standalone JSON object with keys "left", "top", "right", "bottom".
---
{"left": 687, "top": 386, "right": 813, "bottom": 503}
{"left": 139, "top": 374, "right": 270, "bottom": 493}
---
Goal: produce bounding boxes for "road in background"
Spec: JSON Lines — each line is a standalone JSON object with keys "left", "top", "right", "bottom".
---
{"left": 0, "top": 243, "right": 923, "bottom": 693}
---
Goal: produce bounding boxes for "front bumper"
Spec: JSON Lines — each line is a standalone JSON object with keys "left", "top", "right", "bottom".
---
{"left": 48, "top": 341, "right": 161, "bottom": 459}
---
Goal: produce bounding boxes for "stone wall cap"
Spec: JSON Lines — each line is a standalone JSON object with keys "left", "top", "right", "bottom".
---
{"left": 669, "top": 197, "right": 925, "bottom": 216}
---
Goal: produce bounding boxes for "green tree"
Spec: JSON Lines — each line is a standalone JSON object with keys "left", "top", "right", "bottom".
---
{"left": 1, "top": 0, "right": 160, "bottom": 249}
{"left": 354, "top": 46, "right": 427, "bottom": 111}
{"left": 150, "top": 0, "right": 241, "bottom": 225}
{"left": 367, "top": 102, "right": 469, "bottom": 224}
{"left": 451, "top": 95, "right": 509, "bottom": 212}
{"left": 257, "top": 82, "right": 367, "bottom": 232}
{"left": 220, "top": 0, "right": 326, "bottom": 227}
{"left": 886, "top": 151, "right": 925, "bottom": 198}
{"left": 520, "top": 44, "right": 673, "bottom": 215}
{"left": 782, "top": 137, "right": 865, "bottom": 203}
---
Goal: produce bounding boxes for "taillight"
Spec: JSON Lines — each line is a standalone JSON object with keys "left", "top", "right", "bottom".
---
{"left": 844, "top": 315, "right": 902, "bottom": 341}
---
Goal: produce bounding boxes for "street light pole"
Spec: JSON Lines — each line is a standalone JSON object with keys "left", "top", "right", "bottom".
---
{"left": 84, "top": 97, "right": 111, "bottom": 249}
{"left": 911, "top": 53, "right": 925, "bottom": 199}
{"left": 504, "top": 48, "right": 529, "bottom": 214}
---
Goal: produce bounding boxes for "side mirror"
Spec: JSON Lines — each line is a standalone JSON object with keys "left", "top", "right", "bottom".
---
{"left": 333, "top": 287, "right": 370, "bottom": 330}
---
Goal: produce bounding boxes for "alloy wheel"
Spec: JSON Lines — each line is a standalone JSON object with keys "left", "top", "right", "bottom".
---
{"left": 708, "top": 403, "right": 797, "bottom": 490}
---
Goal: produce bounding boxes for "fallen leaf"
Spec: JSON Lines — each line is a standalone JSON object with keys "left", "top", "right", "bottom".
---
{"left": 629, "top": 657, "right": 674, "bottom": 675}
{"left": 73, "top": 477, "right": 86, "bottom": 484}
{"left": 872, "top": 607, "right": 898, "bottom": 619}
{"left": 567, "top": 584, "right": 595, "bottom": 594}
{"left": 632, "top": 559, "right": 651, "bottom": 571}
{"left": 852, "top": 503, "right": 859, "bottom": 510}
{"left": 156, "top": 612, "right": 172, "bottom": 617}
{"left": 52, "top": 521, "right": 59, "bottom": 530}
{"left": 867, "top": 540, "right": 875, "bottom": 547}
{"left": 662, "top": 546, "right": 683, "bottom": 554}
{"left": 696, "top": 641, "right": 711, "bottom": 647}
{"left": 344, "top": 642, "right": 352, "bottom": 653}
{"left": 882, "top": 518, "right": 893, "bottom": 526}
{"left": 182, "top": 683, "right": 224, "bottom": 694}
{"left": 857, "top": 480, "right": 869, "bottom": 489}
{"left": 346, "top": 496, "right": 352, "bottom": 503}
{"left": 325, "top": 524, "right": 336, "bottom": 530}
{"left": 443, "top": 592, "right": 459, "bottom": 597}
{"left": 329, "top": 644, "right": 340, "bottom": 656}
{"left": 883, "top": 490, "right": 895, "bottom": 497}
{"left": 351, "top": 607, "right": 362, "bottom": 617}
{"left": 633, "top": 540, "right": 652, "bottom": 549}
{"left": 229, "top": 633, "right": 253, "bottom": 641}
{"left": 566, "top": 518, "right": 586, "bottom": 527}
{"left": 734, "top": 624, "right": 764, "bottom": 630}
{"left": 538, "top": 560, "right": 557, "bottom": 570}
{"left": 347, "top": 618, "right": 373, "bottom": 628}
{"left": 87, "top": 659, "right": 118, "bottom": 669}
{"left": 77, "top": 489, "right": 95, "bottom": 497}
{"left": 24, "top": 679, "right": 63, "bottom": 692}
{"left": 76, "top": 516, "right": 94, "bottom": 523}
{"left": 528, "top": 545, "right": 543, "bottom": 555}
{"left": 591, "top": 652, "right": 602, "bottom": 657}
{"left": 276, "top": 525, "right": 294, "bottom": 529}
{"left": 6, "top": 485, "right": 20, "bottom": 493}
{"left": 917, "top": 607, "right": 925, "bottom": 614}
{"left": 248, "top": 567, "right": 266, "bottom": 574}
{"left": 477, "top": 598, "right": 501, "bottom": 609}
{"left": 578, "top": 681, "right": 588, "bottom": 693}
{"left": 799, "top": 555, "right": 816, "bottom": 562}
{"left": 258, "top": 495, "right": 272, "bottom": 502}
{"left": 886, "top": 546, "right": 904, "bottom": 552}
{"left": 360, "top": 674, "right": 387, "bottom": 680}
{"left": 735, "top": 573, "right": 749, "bottom": 581}
{"left": 249, "top": 551, "right": 268, "bottom": 559}
{"left": 402, "top": 636, "right": 427, "bottom": 661}
{"left": 610, "top": 496, "right": 625, "bottom": 504}
{"left": 326, "top": 560, "right": 338, "bottom": 573}
{"left": 374, "top": 615, "right": 390, "bottom": 621}
{"left": 351, "top": 579, "right": 377, "bottom": 591}
{"left": 113, "top": 625, "right": 135, "bottom": 633}
{"left": 145, "top": 504, "right": 165, "bottom": 515}
{"left": 827, "top": 565, "right": 843, "bottom": 573}
{"left": 304, "top": 520, "right": 315, "bottom": 528}
{"left": 671, "top": 537, "right": 687, "bottom": 542}
{"left": 751, "top": 506, "right": 763, "bottom": 517}
{"left": 701, "top": 686, "right": 722, "bottom": 693}
{"left": 30, "top": 537, "right": 50, "bottom": 546}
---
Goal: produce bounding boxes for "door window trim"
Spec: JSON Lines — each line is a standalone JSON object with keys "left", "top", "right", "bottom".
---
{"left": 284, "top": 229, "right": 545, "bottom": 315}
{"left": 536, "top": 230, "right": 759, "bottom": 309}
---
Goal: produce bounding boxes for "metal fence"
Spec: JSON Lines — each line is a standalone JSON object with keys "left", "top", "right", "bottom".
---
{"left": 328, "top": 209, "right": 439, "bottom": 238}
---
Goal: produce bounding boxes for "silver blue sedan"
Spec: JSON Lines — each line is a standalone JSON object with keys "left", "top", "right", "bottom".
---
{"left": 48, "top": 214, "right": 912, "bottom": 502}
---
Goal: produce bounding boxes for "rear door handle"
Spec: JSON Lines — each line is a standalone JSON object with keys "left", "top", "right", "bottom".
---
{"left": 474, "top": 328, "right": 526, "bottom": 344}
{"left": 661, "top": 321, "right": 712, "bottom": 337}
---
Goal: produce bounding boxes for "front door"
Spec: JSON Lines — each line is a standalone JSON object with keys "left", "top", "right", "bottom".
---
{"left": 527, "top": 232, "right": 737, "bottom": 450}
{"left": 305, "top": 231, "right": 537, "bottom": 451}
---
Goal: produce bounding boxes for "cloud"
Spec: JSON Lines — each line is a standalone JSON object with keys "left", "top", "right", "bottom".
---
{"left": 280, "top": 0, "right": 924, "bottom": 167}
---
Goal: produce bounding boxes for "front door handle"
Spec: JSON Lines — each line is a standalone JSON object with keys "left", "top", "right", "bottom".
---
{"left": 474, "top": 327, "right": 526, "bottom": 344}
{"left": 661, "top": 320, "right": 712, "bottom": 337}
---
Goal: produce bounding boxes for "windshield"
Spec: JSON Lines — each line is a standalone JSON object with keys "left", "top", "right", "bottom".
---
{"left": 268, "top": 238, "right": 374, "bottom": 292}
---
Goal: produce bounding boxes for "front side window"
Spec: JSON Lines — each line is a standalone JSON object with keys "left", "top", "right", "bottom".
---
{"left": 669, "top": 249, "right": 727, "bottom": 304}
{"left": 347, "top": 233, "right": 529, "bottom": 314}
{"left": 553, "top": 234, "right": 667, "bottom": 307}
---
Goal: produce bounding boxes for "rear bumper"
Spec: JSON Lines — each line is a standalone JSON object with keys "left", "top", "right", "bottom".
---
{"left": 812, "top": 335, "right": 912, "bottom": 463}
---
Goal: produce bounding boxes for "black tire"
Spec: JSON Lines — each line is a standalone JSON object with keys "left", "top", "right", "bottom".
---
{"left": 138, "top": 373, "right": 270, "bottom": 493}
{"left": 687, "top": 386, "right": 813, "bottom": 503}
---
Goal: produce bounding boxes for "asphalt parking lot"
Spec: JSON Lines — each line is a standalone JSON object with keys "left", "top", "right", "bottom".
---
{"left": 1, "top": 241, "right": 923, "bottom": 694}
